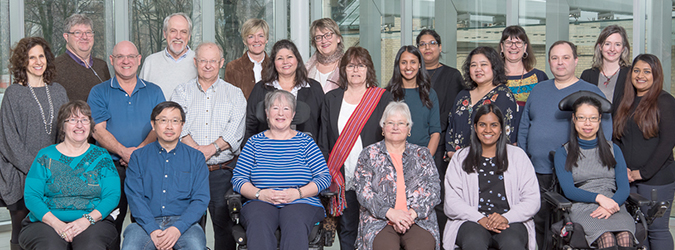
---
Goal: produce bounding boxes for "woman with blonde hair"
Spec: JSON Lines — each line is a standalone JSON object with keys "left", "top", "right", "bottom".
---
{"left": 306, "top": 18, "right": 345, "bottom": 93}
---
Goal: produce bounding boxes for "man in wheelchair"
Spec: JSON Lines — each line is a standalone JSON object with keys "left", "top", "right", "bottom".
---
{"left": 545, "top": 91, "right": 669, "bottom": 250}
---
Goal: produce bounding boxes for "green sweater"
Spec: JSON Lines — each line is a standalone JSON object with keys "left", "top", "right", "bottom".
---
{"left": 24, "top": 144, "right": 120, "bottom": 222}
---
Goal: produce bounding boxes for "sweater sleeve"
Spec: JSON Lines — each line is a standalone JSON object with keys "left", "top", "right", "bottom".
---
{"left": 232, "top": 136, "right": 256, "bottom": 193}
{"left": 517, "top": 97, "right": 532, "bottom": 152}
{"left": 611, "top": 145, "right": 629, "bottom": 205}
{"left": 444, "top": 149, "right": 486, "bottom": 222}
{"left": 354, "top": 147, "right": 391, "bottom": 220}
{"left": 304, "top": 137, "right": 331, "bottom": 191}
{"left": 24, "top": 154, "right": 52, "bottom": 221}
{"left": 94, "top": 155, "right": 121, "bottom": 218}
{"left": 554, "top": 147, "right": 599, "bottom": 203}
{"left": 0, "top": 88, "right": 33, "bottom": 174}
{"left": 637, "top": 94, "right": 675, "bottom": 180}
{"left": 502, "top": 148, "right": 540, "bottom": 224}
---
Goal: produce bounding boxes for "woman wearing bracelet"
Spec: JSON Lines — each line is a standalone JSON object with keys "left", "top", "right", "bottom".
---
{"left": 19, "top": 100, "right": 120, "bottom": 250}
{"left": 232, "top": 90, "right": 331, "bottom": 250}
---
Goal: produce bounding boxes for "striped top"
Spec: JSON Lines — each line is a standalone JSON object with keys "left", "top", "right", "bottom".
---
{"left": 232, "top": 131, "right": 331, "bottom": 209}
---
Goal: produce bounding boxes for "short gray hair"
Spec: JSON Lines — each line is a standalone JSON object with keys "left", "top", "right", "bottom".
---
{"left": 195, "top": 42, "right": 223, "bottom": 59}
{"left": 163, "top": 13, "right": 192, "bottom": 36}
{"left": 64, "top": 14, "right": 93, "bottom": 32}
{"left": 379, "top": 101, "right": 413, "bottom": 128}
{"left": 265, "top": 90, "right": 296, "bottom": 114}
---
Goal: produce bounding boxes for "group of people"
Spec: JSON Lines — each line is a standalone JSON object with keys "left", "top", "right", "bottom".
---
{"left": 0, "top": 10, "right": 672, "bottom": 250}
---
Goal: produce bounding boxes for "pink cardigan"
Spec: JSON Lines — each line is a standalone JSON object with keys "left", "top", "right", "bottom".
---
{"left": 443, "top": 144, "right": 540, "bottom": 250}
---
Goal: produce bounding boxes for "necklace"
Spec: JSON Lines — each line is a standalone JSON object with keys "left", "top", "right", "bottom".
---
{"left": 601, "top": 68, "right": 620, "bottom": 86}
{"left": 27, "top": 83, "right": 54, "bottom": 135}
{"left": 428, "top": 64, "right": 442, "bottom": 80}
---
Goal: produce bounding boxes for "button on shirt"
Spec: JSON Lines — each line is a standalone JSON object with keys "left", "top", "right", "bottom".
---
{"left": 124, "top": 141, "right": 210, "bottom": 234}
{"left": 88, "top": 76, "right": 165, "bottom": 160}
{"left": 172, "top": 78, "right": 247, "bottom": 164}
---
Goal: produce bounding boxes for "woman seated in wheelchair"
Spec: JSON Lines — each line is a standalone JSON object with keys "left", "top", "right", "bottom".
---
{"left": 231, "top": 90, "right": 331, "bottom": 250}
{"left": 353, "top": 101, "right": 441, "bottom": 250}
{"left": 444, "top": 104, "right": 540, "bottom": 250}
{"left": 553, "top": 93, "right": 636, "bottom": 250}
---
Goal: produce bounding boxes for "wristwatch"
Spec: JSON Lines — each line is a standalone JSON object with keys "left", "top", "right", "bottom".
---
{"left": 212, "top": 142, "right": 222, "bottom": 154}
{"left": 255, "top": 189, "right": 262, "bottom": 199}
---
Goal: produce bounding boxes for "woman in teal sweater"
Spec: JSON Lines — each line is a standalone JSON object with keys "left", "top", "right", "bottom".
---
{"left": 20, "top": 100, "right": 120, "bottom": 250}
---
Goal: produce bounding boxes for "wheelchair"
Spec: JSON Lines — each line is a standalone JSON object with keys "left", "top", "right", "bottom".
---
{"left": 225, "top": 189, "right": 336, "bottom": 250}
{"left": 542, "top": 91, "right": 670, "bottom": 250}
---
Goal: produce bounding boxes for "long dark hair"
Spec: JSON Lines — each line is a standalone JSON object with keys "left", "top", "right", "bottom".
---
{"left": 338, "top": 46, "right": 378, "bottom": 89}
{"left": 462, "top": 104, "right": 509, "bottom": 174}
{"left": 9, "top": 37, "right": 57, "bottom": 86}
{"left": 565, "top": 96, "right": 616, "bottom": 171}
{"left": 386, "top": 46, "right": 433, "bottom": 108}
{"left": 461, "top": 46, "right": 507, "bottom": 89}
{"left": 613, "top": 54, "right": 662, "bottom": 140}
{"left": 261, "top": 39, "right": 309, "bottom": 88}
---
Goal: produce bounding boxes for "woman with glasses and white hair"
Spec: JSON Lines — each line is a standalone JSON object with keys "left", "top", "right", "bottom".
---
{"left": 354, "top": 101, "right": 441, "bottom": 250}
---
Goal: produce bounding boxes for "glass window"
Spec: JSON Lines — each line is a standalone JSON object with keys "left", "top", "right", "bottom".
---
{"left": 0, "top": 0, "right": 9, "bottom": 104}
{"left": 519, "top": 0, "right": 548, "bottom": 73}
{"left": 455, "top": 0, "right": 507, "bottom": 69}
{"left": 568, "top": 1, "right": 633, "bottom": 78}
{"left": 131, "top": 0, "right": 193, "bottom": 65}
{"left": 216, "top": 0, "right": 276, "bottom": 66}
{"left": 24, "top": 0, "right": 108, "bottom": 59}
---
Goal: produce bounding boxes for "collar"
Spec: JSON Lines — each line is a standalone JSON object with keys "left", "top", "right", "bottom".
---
{"left": 110, "top": 76, "right": 146, "bottom": 94}
{"left": 247, "top": 51, "right": 265, "bottom": 64}
{"left": 195, "top": 78, "right": 223, "bottom": 92}
{"left": 376, "top": 140, "right": 412, "bottom": 157}
{"left": 153, "top": 141, "right": 181, "bottom": 155}
{"left": 164, "top": 46, "right": 192, "bottom": 62}
{"left": 66, "top": 49, "right": 93, "bottom": 68}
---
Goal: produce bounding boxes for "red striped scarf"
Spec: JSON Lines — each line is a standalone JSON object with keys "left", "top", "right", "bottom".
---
{"left": 328, "top": 87, "right": 386, "bottom": 216}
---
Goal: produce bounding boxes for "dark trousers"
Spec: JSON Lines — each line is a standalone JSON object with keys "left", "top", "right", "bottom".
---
{"left": 434, "top": 147, "right": 448, "bottom": 241}
{"left": 372, "top": 224, "right": 435, "bottom": 250}
{"left": 534, "top": 173, "right": 553, "bottom": 250}
{"left": 110, "top": 161, "right": 127, "bottom": 250}
{"left": 241, "top": 200, "right": 324, "bottom": 250}
{"left": 631, "top": 181, "right": 675, "bottom": 250}
{"left": 337, "top": 190, "right": 359, "bottom": 250}
{"left": 455, "top": 221, "right": 528, "bottom": 250}
{"left": 207, "top": 168, "right": 235, "bottom": 250}
{"left": 19, "top": 216, "right": 117, "bottom": 250}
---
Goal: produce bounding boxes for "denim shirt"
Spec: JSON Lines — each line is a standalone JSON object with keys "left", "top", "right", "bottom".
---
{"left": 125, "top": 141, "right": 210, "bottom": 234}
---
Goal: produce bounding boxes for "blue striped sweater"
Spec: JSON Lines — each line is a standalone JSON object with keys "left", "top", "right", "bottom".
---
{"left": 232, "top": 131, "right": 331, "bottom": 209}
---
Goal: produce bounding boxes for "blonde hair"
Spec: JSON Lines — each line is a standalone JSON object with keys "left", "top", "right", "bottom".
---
{"left": 309, "top": 18, "right": 343, "bottom": 48}
{"left": 241, "top": 18, "right": 270, "bottom": 45}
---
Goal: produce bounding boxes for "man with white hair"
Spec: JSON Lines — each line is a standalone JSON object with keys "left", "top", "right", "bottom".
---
{"left": 139, "top": 13, "right": 197, "bottom": 99}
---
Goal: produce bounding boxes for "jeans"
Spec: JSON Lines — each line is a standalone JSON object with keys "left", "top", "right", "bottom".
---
{"left": 631, "top": 181, "right": 675, "bottom": 250}
{"left": 121, "top": 216, "right": 206, "bottom": 250}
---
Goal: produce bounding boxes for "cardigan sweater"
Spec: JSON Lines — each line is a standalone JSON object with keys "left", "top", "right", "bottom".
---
{"left": 244, "top": 80, "right": 325, "bottom": 146}
{"left": 0, "top": 83, "right": 69, "bottom": 205}
{"left": 138, "top": 49, "right": 197, "bottom": 100}
{"left": 224, "top": 51, "right": 269, "bottom": 99}
{"left": 54, "top": 53, "right": 111, "bottom": 101}
{"left": 318, "top": 88, "right": 392, "bottom": 176}
{"left": 580, "top": 66, "right": 630, "bottom": 114}
{"left": 444, "top": 145, "right": 540, "bottom": 250}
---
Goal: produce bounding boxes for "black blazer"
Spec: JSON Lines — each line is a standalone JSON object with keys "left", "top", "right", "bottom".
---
{"left": 318, "top": 88, "right": 392, "bottom": 162}
{"left": 580, "top": 66, "right": 630, "bottom": 114}
{"left": 244, "top": 79, "right": 325, "bottom": 146}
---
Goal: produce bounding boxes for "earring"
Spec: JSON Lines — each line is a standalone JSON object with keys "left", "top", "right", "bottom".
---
{"left": 523, "top": 52, "right": 529, "bottom": 59}
{"left": 408, "top": 132, "right": 411, "bottom": 137}
{"left": 500, "top": 51, "right": 504, "bottom": 58}
{"left": 382, "top": 131, "right": 385, "bottom": 136}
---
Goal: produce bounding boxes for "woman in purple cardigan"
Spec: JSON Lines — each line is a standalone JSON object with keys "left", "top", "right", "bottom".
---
{"left": 444, "top": 104, "right": 540, "bottom": 250}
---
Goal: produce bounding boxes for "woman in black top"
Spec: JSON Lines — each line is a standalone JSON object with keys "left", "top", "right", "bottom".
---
{"left": 580, "top": 25, "right": 632, "bottom": 113}
{"left": 613, "top": 54, "right": 675, "bottom": 250}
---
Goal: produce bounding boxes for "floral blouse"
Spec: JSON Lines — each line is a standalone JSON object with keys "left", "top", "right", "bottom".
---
{"left": 354, "top": 140, "right": 441, "bottom": 250}
{"left": 446, "top": 84, "right": 517, "bottom": 152}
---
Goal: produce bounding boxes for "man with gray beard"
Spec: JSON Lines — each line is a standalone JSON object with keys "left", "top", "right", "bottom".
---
{"left": 139, "top": 13, "right": 197, "bottom": 100}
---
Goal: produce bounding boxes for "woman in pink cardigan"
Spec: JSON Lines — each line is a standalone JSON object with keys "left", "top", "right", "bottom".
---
{"left": 444, "top": 104, "right": 540, "bottom": 250}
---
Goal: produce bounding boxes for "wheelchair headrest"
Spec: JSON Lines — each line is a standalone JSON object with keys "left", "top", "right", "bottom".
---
{"left": 256, "top": 100, "right": 311, "bottom": 125}
{"left": 558, "top": 90, "right": 612, "bottom": 113}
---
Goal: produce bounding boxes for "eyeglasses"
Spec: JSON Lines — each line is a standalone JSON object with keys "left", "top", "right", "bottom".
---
{"left": 112, "top": 54, "right": 139, "bottom": 60}
{"left": 314, "top": 32, "right": 334, "bottom": 42}
{"left": 65, "top": 118, "right": 91, "bottom": 124}
{"left": 197, "top": 59, "right": 221, "bottom": 65}
{"left": 503, "top": 40, "right": 524, "bottom": 48}
{"left": 346, "top": 64, "right": 367, "bottom": 71}
{"left": 417, "top": 41, "right": 439, "bottom": 48}
{"left": 385, "top": 121, "right": 409, "bottom": 128}
{"left": 574, "top": 116, "right": 600, "bottom": 123}
{"left": 67, "top": 31, "right": 95, "bottom": 38}
{"left": 154, "top": 118, "right": 183, "bottom": 125}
